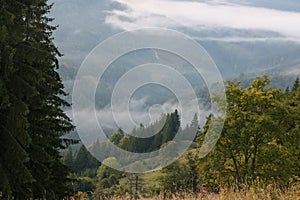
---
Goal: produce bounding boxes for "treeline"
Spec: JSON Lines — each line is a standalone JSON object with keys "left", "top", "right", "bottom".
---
{"left": 92, "top": 112, "right": 200, "bottom": 199}
{"left": 0, "top": 1, "right": 74, "bottom": 199}
{"left": 90, "top": 109, "right": 199, "bottom": 156}
{"left": 63, "top": 145, "right": 100, "bottom": 175}
{"left": 62, "top": 145, "right": 100, "bottom": 195}
{"left": 110, "top": 110, "right": 180, "bottom": 153}
{"left": 87, "top": 109, "right": 200, "bottom": 175}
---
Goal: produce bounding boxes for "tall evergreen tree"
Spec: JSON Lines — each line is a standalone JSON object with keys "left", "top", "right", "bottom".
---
{"left": 292, "top": 77, "right": 299, "bottom": 92}
{"left": 0, "top": 0, "right": 36, "bottom": 197}
{"left": 73, "top": 145, "right": 100, "bottom": 173}
{"left": 63, "top": 147, "right": 74, "bottom": 170}
{"left": 73, "top": 145, "right": 90, "bottom": 173}
{"left": 0, "top": 0, "right": 74, "bottom": 198}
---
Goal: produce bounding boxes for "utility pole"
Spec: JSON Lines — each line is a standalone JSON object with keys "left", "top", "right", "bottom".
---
{"left": 127, "top": 174, "right": 143, "bottom": 200}
{"left": 134, "top": 175, "right": 138, "bottom": 200}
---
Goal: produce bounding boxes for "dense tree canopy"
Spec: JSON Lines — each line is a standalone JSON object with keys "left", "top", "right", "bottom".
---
{"left": 198, "top": 76, "right": 300, "bottom": 188}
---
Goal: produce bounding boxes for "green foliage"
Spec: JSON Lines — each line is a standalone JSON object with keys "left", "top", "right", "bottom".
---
{"left": 91, "top": 110, "right": 202, "bottom": 198}
{"left": 118, "top": 110, "right": 180, "bottom": 153}
{"left": 91, "top": 76, "right": 298, "bottom": 198}
{"left": 75, "top": 177, "right": 96, "bottom": 193}
{"left": 198, "top": 75, "right": 300, "bottom": 188}
{"left": 94, "top": 157, "right": 124, "bottom": 198}
{"left": 65, "top": 173, "right": 96, "bottom": 196}
{"left": 109, "top": 128, "right": 124, "bottom": 145}
{"left": 160, "top": 151, "right": 199, "bottom": 194}
{"left": 90, "top": 110, "right": 182, "bottom": 167}
{"left": 63, "top": 147, "right": 74, "bottom": 168}
{"left": 64, "top": 145, "right": 100, "bottom": 174}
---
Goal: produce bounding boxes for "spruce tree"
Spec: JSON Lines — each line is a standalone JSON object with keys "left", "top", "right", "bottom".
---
{"left": 73, "top": 145, "right": 100, "bottom": 174}
{"left": 63, "top": 147, "right": 74, "bottom": 169}
{"left": 0, "top": 0, "right": 35, "bottom": 197}
{"left": 23, "top": 1, "right": 74, "bottom": 198}
{"left": 292, "top": 77, "right": 299, "bottom": 92}
{"left": 0, "top": 0, "right": 74, "bottom": 198}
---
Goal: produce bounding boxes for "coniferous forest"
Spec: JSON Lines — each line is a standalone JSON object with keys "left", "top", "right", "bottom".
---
{"left": 1, "top": 0, "right": 300, "bottom": 200}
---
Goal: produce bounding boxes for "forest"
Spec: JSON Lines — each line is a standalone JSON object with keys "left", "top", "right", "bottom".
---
{"left": 62, "top": 76, "right": 300, "bottom": 199}
{"left": 0, "top": 0, "right": 300, "bottom": 200}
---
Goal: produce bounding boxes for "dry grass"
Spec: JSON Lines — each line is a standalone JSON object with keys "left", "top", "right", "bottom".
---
{"left": 138, "top": 183, "right": 300, "bottom": 200}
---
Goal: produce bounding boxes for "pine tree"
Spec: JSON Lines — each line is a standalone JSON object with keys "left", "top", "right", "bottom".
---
{"left": 292, "top": 77, "right": 299, "bottom": 92}
{"left": 189, "top": 113, "right": 199, "bottom": 141}
{"left": 73, "top": 145, "right": 100, "bottom": 173}
{"left": 74, "top": 145, "right": 90, "bottom": 174}
{"left": 64, "top": 147, "right": 74, "bottom": 169}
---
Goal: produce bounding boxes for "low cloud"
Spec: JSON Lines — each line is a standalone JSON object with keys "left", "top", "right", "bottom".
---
{"left": 71, "top": 97, "right": 210, "bottom": 142}
{"left": 194, "top": 36, "right": 300, "bottom": 43}
{"left": 106, "top": 0, "right": 300, "bottom": 41}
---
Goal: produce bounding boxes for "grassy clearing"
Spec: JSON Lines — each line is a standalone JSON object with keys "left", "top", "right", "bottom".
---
{"left": 138, "top": 183, "right": 300, "bottom": 200}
